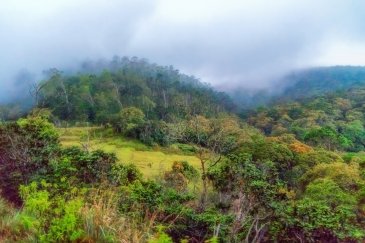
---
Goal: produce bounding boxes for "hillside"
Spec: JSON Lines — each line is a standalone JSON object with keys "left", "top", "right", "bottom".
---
{"left": 247, "top": 84, "right": 365, "bottom": 152}
{"left": 280, "top": 66, "right": 365, "bottom": 100}
{"left": 36, "top": 57, "right": 235, "bottom": 123}
{"left": 232, "top": 66, "right": 365, "bottom": 108}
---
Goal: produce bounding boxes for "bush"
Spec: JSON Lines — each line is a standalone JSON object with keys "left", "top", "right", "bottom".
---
{"left": 19, "top": 182, "right": 85, "bottom": 242}
{"left": 0, "top": 115, "right": 60, "bottom": 203}
{"left": 109, "top": 163, "right": 142, "bottom": 186}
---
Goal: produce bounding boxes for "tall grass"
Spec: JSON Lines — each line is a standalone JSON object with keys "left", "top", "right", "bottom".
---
{"left": 81, "top": 188, "right": 157, "bottom": 243}
{"left": 0, "top": 197, "right": 34, "bottom": 242}
{"left": 0, "top": 189, "right": 159, "bottom": 242}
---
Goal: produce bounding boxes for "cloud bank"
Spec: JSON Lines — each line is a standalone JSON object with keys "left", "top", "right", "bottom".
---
{"left": 1, "top": 0, "right": 365, "bottom": 102}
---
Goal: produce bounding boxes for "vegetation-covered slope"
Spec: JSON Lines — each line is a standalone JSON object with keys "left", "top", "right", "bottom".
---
{"left": 247, "top": 86, "right": 365, "bottom": 152}
{"left": 1, "top": 110, "right": 364, "bottom": 242}
{"left": 232, "top": 66, "right": 365, "bottom": 108}
{"left": 36, "top": 57, "right": 235, "bottom": 123}
{"left": 280, "top": 66, "right": 365, "bottom": 100}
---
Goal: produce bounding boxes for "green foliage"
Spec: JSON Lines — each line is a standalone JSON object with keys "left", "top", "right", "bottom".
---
{"left": 38, "top": 57, "right": 235, "bottom": 123}
{"left": 247, "top": 84, "right": 365, "bottom": 152}
{"left": 121, "top": 180, "right": 193, "bottom": 214}
{"left": 172, "top": 161, "right": 199, "bottom": 181}
{"left": 174, "top": 143, "right": 197, "bottom": 154}
{"left": 304, "top": 126, "right": 352, "bottom": 150}
{"left": 0, "top": 196, "right": 33, "bottom": 241}
{"left": 111, "top": 106, "right": 145, "bottom": 134}
{"left": 208, "top": 152, "right": 286, "bottom": 242}
{"left": 19, "top": 182, "right": 85, "bottom": 242}
{"left": 163, "top": 161, "right": 199, "bottom": 191}
{"left": 59, "top": 147, "right": 117, "bottom": 184}
{"left": 148, "top": 226, "right": 173, "bottom": 243}
{"left": 0, "top": 115, "right": 60, "bottom": 203}
{"left": 301, "top": 162, "right": 362, "bottom": 190}
{"left": 205, "top": 236, "right": 219, "bottom": 243}
{"left": 119, "top": 178, "right": 234, "bottom": 241}
{"left": 109, "top": 163, "right": 142, "bottom": 185}
{"left": 136, "top": 120, "right": 172, "bottom": 146}
{"left": 296, "top": 149, "right": 342, "bottom": 167}
{"left": 294, "top": 178, "right": 363, "bottom": 240}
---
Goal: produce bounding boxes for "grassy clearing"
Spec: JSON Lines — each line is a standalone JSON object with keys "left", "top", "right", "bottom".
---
{"left": 58, "top": 127, "right": 201, "bottom": 179}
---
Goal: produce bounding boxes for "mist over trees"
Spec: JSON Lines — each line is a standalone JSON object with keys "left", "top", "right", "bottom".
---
{"left": 230, "top": 66, "right": 365, "bottom": 108}
{"left": 35, "top": 56, "right": 235, "bottom": 123}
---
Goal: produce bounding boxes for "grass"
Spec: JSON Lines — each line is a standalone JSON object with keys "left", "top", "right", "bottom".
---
{"left": 81, "top": 188, "right": 155, "bottom": 242}
{"left": 58, "top": 127, "right": 201, "bottom": 179}
{"left": 0, "top": 198, "right": 34, "bottom": 242}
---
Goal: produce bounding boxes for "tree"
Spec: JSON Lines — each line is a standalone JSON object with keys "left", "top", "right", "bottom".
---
{"left": 111, "top": 106, "right": 145, "bottom": 134}
{"left": 185, "top": 116, "right": 240, "bottom": 209}
{"left": 293, "top": 178, "right": 363, "bottom": 240}
{"left": 208, "top": 153, "right": 285, "bottom": 242}
{"left": 304, "top": 126, "right": 352, "bottom": 150}
{"left": 41, "top": 69, "right": 72, "bottom": 119}
{"left": 341, "top": 120, "right": 365, "bottom": 151}
{"left": 300, "top": 162, "right": 361, "bottom": 190}
{"left": 164, "top": 161, "right": 199, "bottom": 192}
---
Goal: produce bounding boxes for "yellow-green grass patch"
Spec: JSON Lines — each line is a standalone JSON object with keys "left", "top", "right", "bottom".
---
{"left": 57, "top": 127, "right": 201, "bottom": 179}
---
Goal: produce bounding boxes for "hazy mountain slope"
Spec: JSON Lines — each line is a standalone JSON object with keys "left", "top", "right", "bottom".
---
{"left": 232, "top": 66, "right": 365, "bottom": 108}
{"left": 280, "top": 66, "right": 365, "bottom": 99}
{"left": 36, "top": 57, "right": 235, "bottom": 123}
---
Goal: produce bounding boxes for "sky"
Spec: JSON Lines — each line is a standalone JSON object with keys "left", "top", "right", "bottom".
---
{"left": 1, "top": 0, "right": 365, "bottom": 102}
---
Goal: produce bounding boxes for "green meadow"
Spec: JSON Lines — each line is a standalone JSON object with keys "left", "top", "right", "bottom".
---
{"left": 58, "top": 127, "right": 201, "bottom": 179}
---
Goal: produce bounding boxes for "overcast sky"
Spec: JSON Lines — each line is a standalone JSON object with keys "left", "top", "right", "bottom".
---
{"left": 1, "top": 0, "right": 365, "bottom": 101}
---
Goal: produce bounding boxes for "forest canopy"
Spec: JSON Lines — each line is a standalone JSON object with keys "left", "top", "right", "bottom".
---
{"left": 34, "top": 57, "right": 235, "bottom": 124}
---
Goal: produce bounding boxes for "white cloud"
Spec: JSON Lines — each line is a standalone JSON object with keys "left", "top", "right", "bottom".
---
{"left": 313, "top": 40, "right": 365, "bottom": 66}
{"left": 1, "top": 0, "right": 365, "bottom": 101}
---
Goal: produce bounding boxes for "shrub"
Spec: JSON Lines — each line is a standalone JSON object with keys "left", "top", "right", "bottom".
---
{"left": 0, "top": 115, "right": 60, "bottom": 203}
{"left": 19, "top": 182, "right": 85, "bottom": 242}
